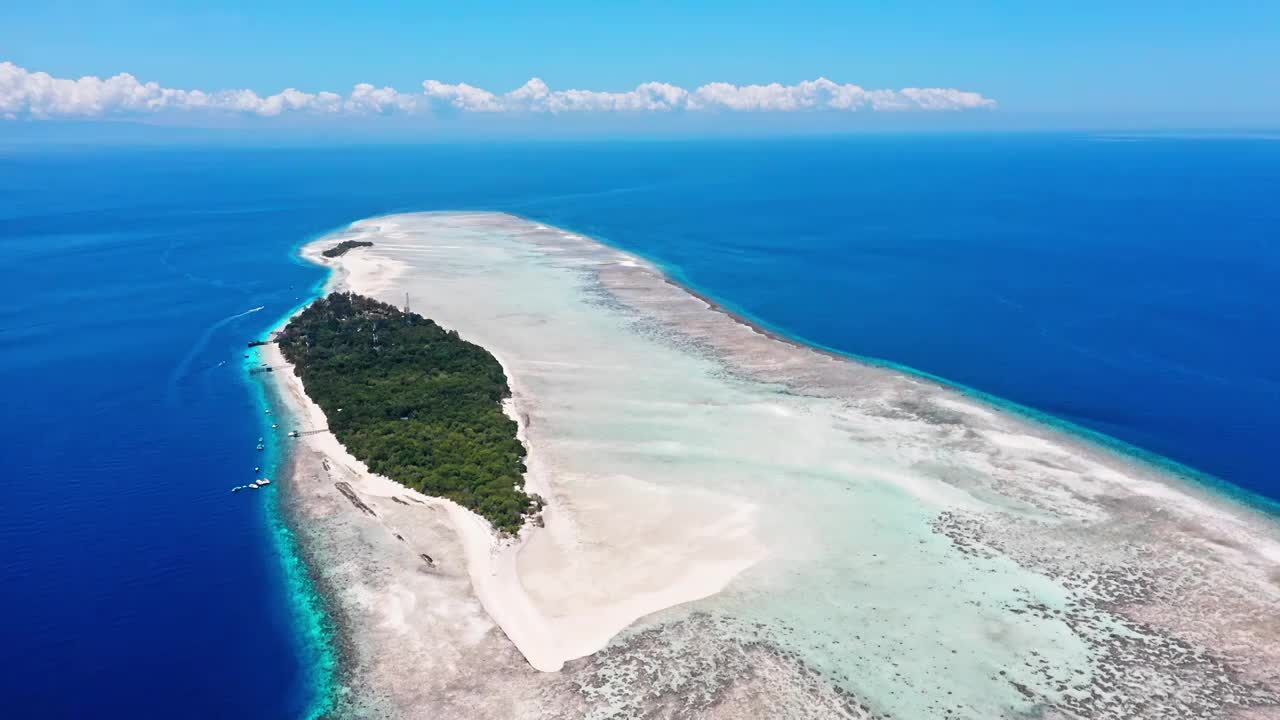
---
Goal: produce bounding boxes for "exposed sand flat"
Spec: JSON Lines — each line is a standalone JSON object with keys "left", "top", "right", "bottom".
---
{"left": 272, "top": 212, "right": 1280, "bottom": 719}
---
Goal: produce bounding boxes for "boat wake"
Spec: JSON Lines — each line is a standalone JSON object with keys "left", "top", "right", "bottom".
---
{"left": 166, "top": 305, "right": 268, "bottom": 406}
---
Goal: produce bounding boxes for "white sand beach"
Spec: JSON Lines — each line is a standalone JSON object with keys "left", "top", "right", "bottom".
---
{"left": 266, "top": 212, "right": 1280, "bottom": 719}
{"left": 267, "top": 241, "right": 764, "bottom": 676}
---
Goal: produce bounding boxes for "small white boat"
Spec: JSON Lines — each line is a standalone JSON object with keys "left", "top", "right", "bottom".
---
{"left": 258, "top": 478, "right": 271, "bottom": 486}
{"left": 248, "top": 483, "right": 259, "bottom": 490}
{"left": 271, "top": 424, "right": 278, "bottom": 429}
{"left": 232, "top": 486, "right": 242, "bottom": 493}
{"left": 265, "top": 409, "right": 272, "bottom": 415}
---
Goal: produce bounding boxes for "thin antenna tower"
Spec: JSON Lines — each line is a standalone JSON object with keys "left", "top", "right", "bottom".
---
{"left": 404, "top": 292, "right": 410, "bottom": 314}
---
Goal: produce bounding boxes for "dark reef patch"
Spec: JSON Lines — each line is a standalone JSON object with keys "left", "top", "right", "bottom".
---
{"left": 933, "top": 510, "right": 1280, "bottom": 718}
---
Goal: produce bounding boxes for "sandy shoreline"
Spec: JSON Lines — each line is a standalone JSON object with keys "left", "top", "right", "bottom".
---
{"left": 262, "top": 211, "right": 1280, "bottom": 719}
{"left": 263, "top": 251, "right": 568, "bottom": 673}
{"left": 267, "top": 235, "right": 763, "bottom": 677}
{"left": 666, "top": 273, "right": 1280, "bottom": 536}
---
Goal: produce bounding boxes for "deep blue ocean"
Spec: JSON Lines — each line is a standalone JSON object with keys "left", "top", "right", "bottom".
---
{"left": 2, "top": 135, "right": 1277, "bottom": 718}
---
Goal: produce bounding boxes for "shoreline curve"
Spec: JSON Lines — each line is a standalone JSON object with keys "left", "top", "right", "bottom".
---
{"left": 264, "top": 210, "right": 1280, "bottom": 719}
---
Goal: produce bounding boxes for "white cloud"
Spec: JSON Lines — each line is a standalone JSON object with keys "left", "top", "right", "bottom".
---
{"left": 0, "top": 61, "right": 995, "bottom": 120}
{"left": 420, "top": 76, "right": 996, "bottom": 115}
{"left": 492, "top": 78, "right": 694, "bottom": 112}
{"left": 422, "top": 80, "right": 502, "bottom": 112}
{"left": 343, "top": 83, "right": 420, "bottom": 115}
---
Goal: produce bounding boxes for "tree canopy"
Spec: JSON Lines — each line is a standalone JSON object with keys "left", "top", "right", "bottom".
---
{"left": 321, "top": 240, "right": 374, "bottom": 258}
{"left": 277, "top": 292, "right": 536, "bottom": 533}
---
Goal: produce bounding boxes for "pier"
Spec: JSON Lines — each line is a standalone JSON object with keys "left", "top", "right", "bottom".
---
{"left": 287, "top": 428, "right": 328, "bottom": 438}
{"left": 247, "top": 332, "right": 281, "bottom": 348}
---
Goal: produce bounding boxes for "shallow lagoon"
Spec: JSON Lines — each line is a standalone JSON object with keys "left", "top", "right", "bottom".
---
{"left": 308, "top": 212, "right": 1280, "bottom": 718}
{"left": 4, "top": 138, "right": 1277, "bottom": 718}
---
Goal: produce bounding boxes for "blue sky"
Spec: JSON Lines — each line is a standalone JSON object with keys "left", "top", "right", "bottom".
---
{"left": 3, "top": 1, "right": 1279, "bottom": 133}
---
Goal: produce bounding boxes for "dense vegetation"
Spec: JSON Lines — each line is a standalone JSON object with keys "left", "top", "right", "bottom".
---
{"left": 321, "top": 240, "right": 374, "bottom": 258}
{"left": 277, "top": 292, "right": 536, "bottom": 533}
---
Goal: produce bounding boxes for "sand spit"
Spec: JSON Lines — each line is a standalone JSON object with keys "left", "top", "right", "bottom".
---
{"left": 274, "top": 238, "right": 763, "bottom": 677}
{"left": 271, "top": 212, "right": 1280, "bottom": 719}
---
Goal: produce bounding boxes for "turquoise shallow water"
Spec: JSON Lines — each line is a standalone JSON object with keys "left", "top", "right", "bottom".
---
{"left": 1, "top": 136, "right": 1276, "bottom": 717}
{"left": 314, "top": 212, "right": 1279, "bottom": 719}
{"left": 248, "top": 346, "right": 337, "bottom": 718}
{"left": 697, "top": 291, "right": 1280, "bottom": 518}
{"left": 255, "top": 292, "right": 341, "bottom": 718}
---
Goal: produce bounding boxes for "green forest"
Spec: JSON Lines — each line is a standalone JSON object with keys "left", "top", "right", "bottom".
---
{"left": 321, "top": 239, "right": 374, "bottom": 258}
{"left": 277, "top": 292, "right": 536, "bottom": 533}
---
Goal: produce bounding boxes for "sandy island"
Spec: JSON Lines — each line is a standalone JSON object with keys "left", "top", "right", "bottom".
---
{"left": 264, "top": 254, "right": 764, "bottom": 678}
{"left": 264, "top": 212, "right": 1280, "bottom": 720}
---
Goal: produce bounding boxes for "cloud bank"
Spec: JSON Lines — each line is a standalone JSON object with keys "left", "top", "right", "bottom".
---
{"left": 1, "top": 61, "right": 995, "bottom": 120}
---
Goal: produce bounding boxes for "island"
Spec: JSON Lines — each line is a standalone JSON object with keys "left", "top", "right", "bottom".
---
{"left": 276, "top": 291, "right": 537, "bottom": 533}
{"left": 321, "top": 239, "right": 374, "bottom": 258}
{"left": 264, "top": 212, "right": 1280, "bottom": 720}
